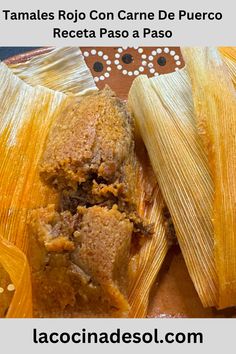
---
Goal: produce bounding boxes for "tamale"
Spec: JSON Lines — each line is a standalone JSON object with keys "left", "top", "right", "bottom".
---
{"left": 182, "top": 47, "right": 236, "bottom": 309}
{"left": 28, "top": 87, "right": 168, "bottom": 317}
{"left": 128, "top": 71, "right": 218, "bottom": 307}
{"left": 28, "top": 87, "right": 139, "bottom": 317}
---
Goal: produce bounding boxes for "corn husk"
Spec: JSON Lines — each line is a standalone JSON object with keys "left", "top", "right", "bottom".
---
{"left": 0, "top": 62, "right": 66, "bottom": 317}
{"left": 219, "top": 47, "right": 236, "bottom": 88}
{"left": 182, "top": 47, "right": 236, "bottom": 309}
{"left": 128, "top": 143, "right": 168, "bottom": 317}
{"left": 8, "top": 47, "right": 97, "bottom": 95}
{"left": 0, "top": 237, "right": 32, "bottom": 318}
{"left": 0, "top": 48, "right": 96, "bottom": 317}
{"left": 128, "top": 70, "right": 218, "bottom": 307}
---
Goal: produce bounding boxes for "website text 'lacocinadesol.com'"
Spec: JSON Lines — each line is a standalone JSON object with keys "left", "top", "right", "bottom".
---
{"left": 33, "top": 328, "right": 204, "bottom": 345}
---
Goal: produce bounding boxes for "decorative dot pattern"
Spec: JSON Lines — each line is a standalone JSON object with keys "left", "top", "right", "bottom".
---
{"left": 83, "top": 49, "right": 112, "bottom": 83}
{"left": 112, "top": 47, "right": 149, "bottom": 77}
{"left": 81, "top": 47, "right": 184, "bottom": 99}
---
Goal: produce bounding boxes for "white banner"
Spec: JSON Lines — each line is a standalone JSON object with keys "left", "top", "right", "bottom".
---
{"left": 0, "top": 318, "right": 235, "bottom": 353}
{"left": 0, "top": 0, "right": 235, "bottom": 45}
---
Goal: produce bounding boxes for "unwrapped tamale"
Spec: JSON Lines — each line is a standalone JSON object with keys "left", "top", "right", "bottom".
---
{"left": 29, "top": 87, "right": 154, "bottom": 317}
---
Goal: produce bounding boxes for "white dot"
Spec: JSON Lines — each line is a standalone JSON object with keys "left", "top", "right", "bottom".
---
{"left": 0, "top": 287, "right": 4, "bottom": 293}
{"left": 142, "top": 61, "right": 147, "bottom": 66}
{"left": 149, "top": 56, "right": 154, "bottom": 61}
{"left": 154, "top": 72, "right": 159, "bottom": 76}
{"left": 117, "top": 65, "right": 122, "bottom": 70}
{"left": 122, "top": 70, "right": 127, "bottom": 75}
{"left": 123, "top": 46, "right": 128, "bottom": 50}
{"left": 91, "top": 49, "right": 96, "bottom": 55}
{"left": 83, "top": 51, "right": 89, "bottom": 57}
{"left": 103, "top": 55, "right": 108, "bottom": 60}
{"left": 164, "top": 47, "right": 169, "bottom": 53}
{"left": 156, "top": 48, "right": 162, "bottom": 54}
{"left": 7, "top": 284, "right": 15, "bottom": 291}
{"left": 106, "top": 60, "right": 111, "bottom": 65}
{"left": 141, "top": 54, "right": 147, "bottom": 59}
{"left": 174, "top": 55, "right": 179, "bottom": 60}
{"left": 139, "top": 66, "right": 144, "bottom": 72}
{"left": 98, "top": 51, "right": 103, "bottom": 57}
{"left": 114, "top": 59, "right": 119, "bottom": 65}
{"left": 128, "top": 71, "right": 133, "bottom": 76}
{"left": 150, "top": 68, "right": 155, "bottom": 74}
{"left": 175, "top": 67, "right": 179, "bottom": 71}
{"left": 138, "top": 48, "right": 143, "bottom": 53}
{"left": 115, "top": 53, "right": 120, "bottom": 58}
{"left": 107, "top": 66, "right": 112, "bottom": 71}
{"left": 134, "top": 70, "right": 139, "bottom": 76}
{"left": 94, "top": 77, "right": 99, "bottom": 82}
{"left": 118, "top": 48, "right": 123, "bottom": 53}
{"left": 176, "top": 61, "right": 181, "bottom": 66}
{"left": 100, "top": 75, "right": 105, "bottom": 81}
{"left": 152, "top": 50, "right": 157, "bottom": 56}
{"left": 148, "top": 63, "right": 154, "bottom": 68}
{"left": 133, "top": 46, "right": 138, "bottom": 49}
{"left": 104, "top": 73, "right": 110, "bottom": 78}
{"left": 170, "top": 50, "right": 175, "bottom": 56}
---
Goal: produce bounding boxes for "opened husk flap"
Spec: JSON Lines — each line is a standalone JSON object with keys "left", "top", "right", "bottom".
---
{"left": 0, "top": 61, "right": 70, "bottom": 316}
{"left": 182, "top": 47, "right": 236, "bottom": 309}
{"left": 128, "top": 69, "right": 218, "bottom": 307}
{"left": 8, "top": 47, "right": 97, "bottom": 96}
{"left": 0, "top": 48, "right": 98, "bottom": 317}
{"left": 128, "top": 143, "right": 168, "bottom": 317}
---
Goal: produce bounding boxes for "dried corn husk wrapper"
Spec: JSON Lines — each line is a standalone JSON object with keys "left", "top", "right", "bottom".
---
{"left": 0, "top": 63, "right": 67, "bottom": 317}
{"left": 8, "top": 47, "right": 97, "bottom": 95}
{"left": 0, "top": 48, "right": 96, "bottom": 317}
{"left": 0, "top": 238, "right": 32, "bottom": 317}
{"left": 0, "top": 48, "right": 168, "bottom": 318}
{"left": 182, "top": 47, "right": 236, "bottom": 309}
{"left": 128, "top": 70, "right": 218, "bottom": 307}
{"left": 128, "top": 143, "right": 168, "bottom": 317}
{"left": 219, "top": 47, "right": 236, "bottom": 88}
